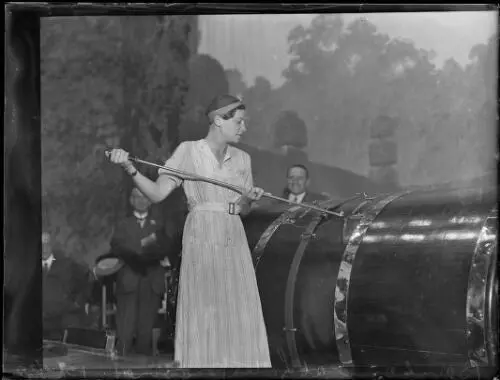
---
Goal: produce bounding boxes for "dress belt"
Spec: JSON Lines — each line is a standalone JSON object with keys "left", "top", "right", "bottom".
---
{"left": 190, "top": 202, "right": 230, "bottom": 213}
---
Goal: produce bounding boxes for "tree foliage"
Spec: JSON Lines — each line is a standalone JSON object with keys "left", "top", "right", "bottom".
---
{"left": 226, "top": 15, "right": 496, "bottom": 188}
{"left": 240, "top": 76, "right": 283, "bottom": 148}
{"left": 179, "top": 53, "right": 230, "bottom": 142}
{"left": 266, "top": 14, "right": 496, "bottom": 186}
{"left": 273, "top": 110, "right": 308, "bottom": 149}
{"left": 41, "top": 16, "right": 196, "bottom": 265}
{"left": 225, "top": 68, "right": 247, "bottom": 98}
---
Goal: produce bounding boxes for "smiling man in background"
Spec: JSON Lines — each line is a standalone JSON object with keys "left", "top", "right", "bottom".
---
{"left": 283, "top": 164, "right": 327, "bottom": 204}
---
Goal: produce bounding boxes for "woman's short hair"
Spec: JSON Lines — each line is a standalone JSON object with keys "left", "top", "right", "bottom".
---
{"left": 206, "top": 94, "right": 246, "bottom": 121}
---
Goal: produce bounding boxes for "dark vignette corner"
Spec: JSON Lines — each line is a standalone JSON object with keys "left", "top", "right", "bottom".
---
{"left": 4, "top": 3, "right": 43, "bottom": 371}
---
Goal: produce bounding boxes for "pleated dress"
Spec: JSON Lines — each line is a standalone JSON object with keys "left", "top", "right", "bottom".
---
{"left": 159, "top": 139, "right": 271, "bottom": 368}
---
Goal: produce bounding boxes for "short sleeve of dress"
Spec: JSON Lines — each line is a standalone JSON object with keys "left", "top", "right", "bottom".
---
{"left": 242, "top": 152, "right": 254, "bottom": 190}
{"left": 158, "top": 141, "right": 190, "bottom": 187}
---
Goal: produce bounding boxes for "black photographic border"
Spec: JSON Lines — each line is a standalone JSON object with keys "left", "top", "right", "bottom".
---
{"left": 4, "top": 2, "right": 497, "bottom": 378}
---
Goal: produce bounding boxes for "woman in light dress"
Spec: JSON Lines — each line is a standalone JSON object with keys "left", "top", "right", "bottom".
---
{"left": 108, "top": 94, "right": 272, "bottom": 368}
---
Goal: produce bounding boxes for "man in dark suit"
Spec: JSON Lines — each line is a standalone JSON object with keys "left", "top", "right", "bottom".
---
{"left": 111, "top": 187, "right": 172, "bottom": 356}
{"left": 42, "top": 232, "right": 93, "bottom": 340}
{"left": 283, "top": 164, "right": 328, "bottom": 204}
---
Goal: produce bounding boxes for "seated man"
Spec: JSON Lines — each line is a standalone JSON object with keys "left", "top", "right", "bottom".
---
{"left": 42, "top": 232, "right": 93, "bottom": 340}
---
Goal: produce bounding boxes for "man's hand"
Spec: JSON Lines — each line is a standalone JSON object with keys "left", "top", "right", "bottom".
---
{"left": 140, "top": 232, "right": 157, "bottom": 248}
{"left": 160, "top": 257, "right": 171, "bottom": 268}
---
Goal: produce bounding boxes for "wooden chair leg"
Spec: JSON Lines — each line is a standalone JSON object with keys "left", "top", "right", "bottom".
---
{"left": 152, "top": 328, "right": 161, "bottom": 356}
{"left": 101, "top": 284, "right": 107, "bottom": 328}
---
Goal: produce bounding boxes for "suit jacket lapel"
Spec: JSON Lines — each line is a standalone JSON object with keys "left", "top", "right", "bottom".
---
{"left": 130, "top": 217, "right": 144, "bottom": 241}
{"left": 143, "top": 216, "right": 157, "bottom": 237}
{"left": 130, "top": 216, "right": 157, "bottom": 252}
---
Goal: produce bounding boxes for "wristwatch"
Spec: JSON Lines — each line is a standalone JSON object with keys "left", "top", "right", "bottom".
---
{"left": 126, "top": 167, "right": 138, "bottom": 177}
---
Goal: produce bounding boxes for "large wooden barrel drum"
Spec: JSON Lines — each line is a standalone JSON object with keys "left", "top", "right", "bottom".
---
{"left": 243, "top": 184, "right": 497, "bottom": 373}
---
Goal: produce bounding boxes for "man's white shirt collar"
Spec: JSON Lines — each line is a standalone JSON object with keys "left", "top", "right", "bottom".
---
{"left": 134, "top": 211, "right": 148, "bottom": 220}
{"left": 43, "top": 254, "right": 56, "bottom": 270}
{"left": 288, "top": 192, "right": 306, "bottom": 204}
{"left": 134, "top": 211, "right": 149, "bottom": 228}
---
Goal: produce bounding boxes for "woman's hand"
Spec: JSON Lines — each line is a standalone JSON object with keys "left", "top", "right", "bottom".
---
{"left": 242, "top": 187, "right": 265, "bottom": 203}
{"left": 107, "top": 148, "right": 134, "bottom": 170}
{"left": 232, "top": 187, "right": 264, "bottom": 216}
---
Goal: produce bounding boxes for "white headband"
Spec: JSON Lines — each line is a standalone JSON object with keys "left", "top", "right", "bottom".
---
{"left": 207, "top": 101, "right": 243, "bottom": 120}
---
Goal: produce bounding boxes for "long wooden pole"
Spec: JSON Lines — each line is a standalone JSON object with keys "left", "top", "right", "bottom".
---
{"left": 105, "top": 151, "right": 344, "bottom": 217}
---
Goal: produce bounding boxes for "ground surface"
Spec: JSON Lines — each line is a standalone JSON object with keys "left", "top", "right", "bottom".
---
{"left": 4, "top": 341, "right": 352, "bottom": 378}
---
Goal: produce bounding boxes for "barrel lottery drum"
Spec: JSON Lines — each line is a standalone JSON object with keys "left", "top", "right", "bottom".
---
{"left": 244, "top": 184, "right": 497, "bottom": 372}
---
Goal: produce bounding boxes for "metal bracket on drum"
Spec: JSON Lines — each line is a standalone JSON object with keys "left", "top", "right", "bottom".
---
{"left": 333, "top": 191, "right": 412, "bottom": 366}
{"left": 466, "top": 206, "right": 498, "bottom": 368}
{"left": 252, "top": 206, "right": 304, "bottom": 269}
{"left": 320, "top": 192, "right": 373, "bottom": 216}
{"left": 300, "top": 232, "right": 317, "bottom": 240}
{"left": 342, "top": 200, "right": 372, "bottom": 243}
{"left": 284, "top": 213, "right": 327, "bottom": 369}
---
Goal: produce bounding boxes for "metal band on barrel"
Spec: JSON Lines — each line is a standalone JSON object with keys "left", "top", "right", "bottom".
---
{"left": 333, "top": 191, "right": 411, "bottom": 366}
{"left": 466, "top": 206, "right": 498, "bottom": 367}
{"left": 284, "top": 212, "right": 326, "bottom": 368}
{"left": 252, "top": 206, "right": 303, "bottom": 269}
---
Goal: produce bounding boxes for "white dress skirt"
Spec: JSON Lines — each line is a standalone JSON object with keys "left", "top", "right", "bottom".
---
{"left": 159, "top": 139, "right": 271, "bottom": 368}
